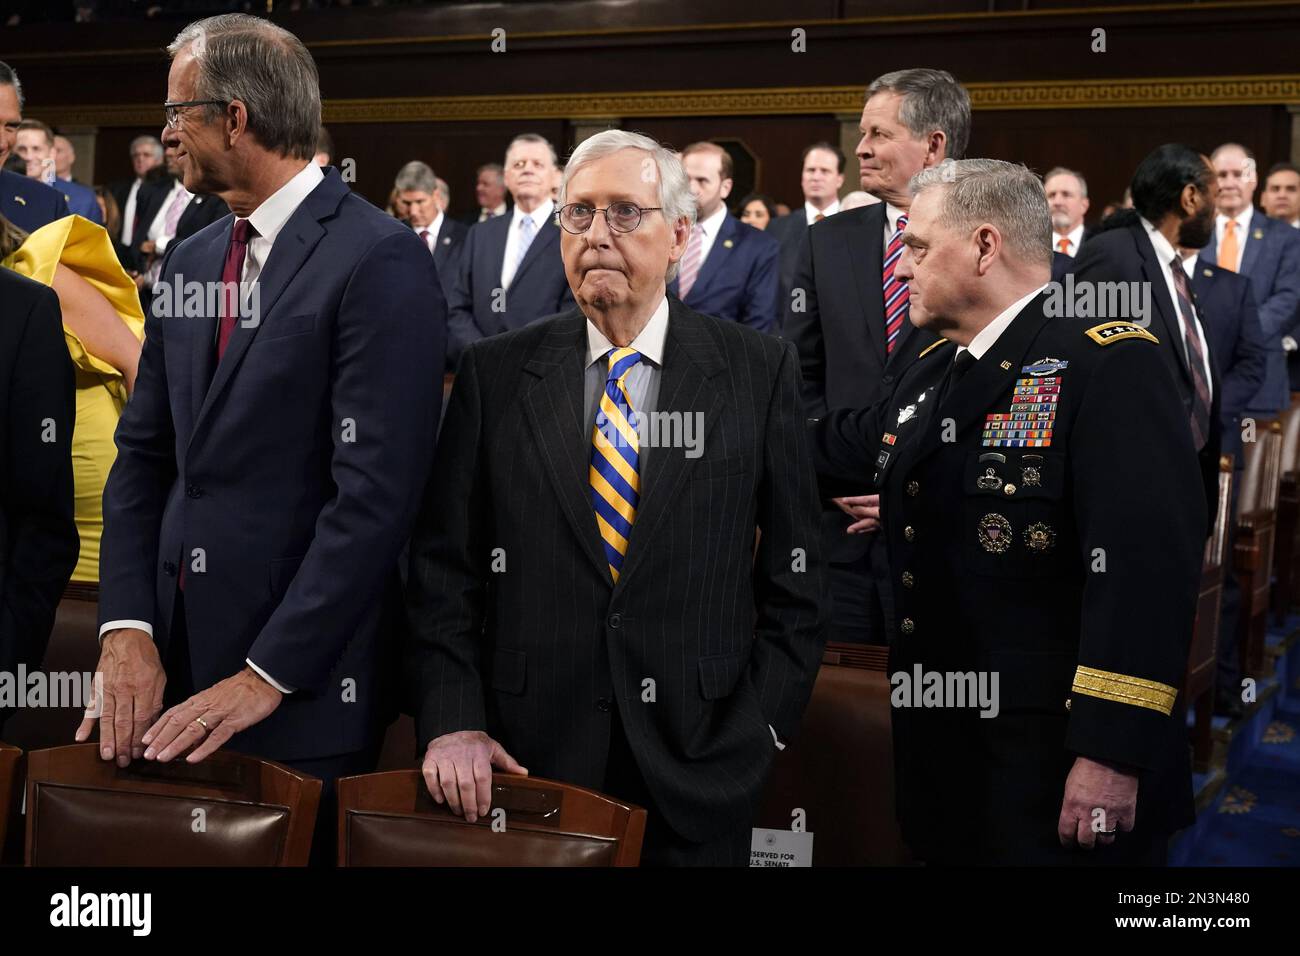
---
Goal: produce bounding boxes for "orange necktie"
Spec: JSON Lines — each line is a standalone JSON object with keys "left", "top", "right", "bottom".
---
{"left": 1218, "top": 220, "right": 1239, "bottom": 271}
{"left": 813, "top": 213, "right": 825, "bottom": 222}
{"left": 1056, "top": 236, "right": 1070, "bottom": 254}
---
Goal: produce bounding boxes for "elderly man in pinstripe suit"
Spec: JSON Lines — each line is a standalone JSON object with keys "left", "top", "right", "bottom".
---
{"left": 405, "top": 130, "right": 828, "bottom": 865}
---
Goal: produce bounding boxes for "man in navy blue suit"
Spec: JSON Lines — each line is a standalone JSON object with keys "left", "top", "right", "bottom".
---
{"left": 1204, "top": 143, "right": 1300, "bottom": 421}
{"left": 445, "top": 133, "right": 573, "bottom": 369}
{"left": 0, "top": 62, "right": 68, "bottom": 232}
{"left": 668, "top": 141, "right": 778, "bottom": 333}
{"left": 394, "top": 160, "right": 467, "bottom": 301}
{"left": 81, "top": 16, "right": 444, "bottom": 799}
{"left": 15, "top": 120, "right": 102, "bottom": 224}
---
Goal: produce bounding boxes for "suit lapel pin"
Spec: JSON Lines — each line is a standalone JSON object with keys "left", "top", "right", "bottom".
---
{"left": 13, "top": 196, "right": 25, "bottom": 206}
{"left": 723, "top": 239, "right": 734, "bottom": 249}
{"left": 1254, "top": 228, "right": 1264, "bottom": 241}
{"left": 1202, "top": 268, "right": 1214, "bottom": 277}
{"left": 442, "top": 237, "right": 451, "bottom": 245}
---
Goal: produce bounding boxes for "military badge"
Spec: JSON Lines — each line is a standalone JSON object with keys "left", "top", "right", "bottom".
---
{"left": 897, "top": 404, "right": 917, "bottom": 425}
{"left": 977, "top": 513, "right": 1012, "bottom": 554}
{"left": 883, "top": 432, "right": 897, "bottom": 446}
{"left": 1024, "top": 521, "right": 1056, "bottom": 553}
{"left": 1021, "top": 357, "right": 1069, "bottom": 376}
{"left": 976, "top": 467, "right": 1003, "bottom": 491}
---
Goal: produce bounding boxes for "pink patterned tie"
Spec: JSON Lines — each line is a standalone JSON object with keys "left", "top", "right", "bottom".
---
{"left": 882, "top": 214, "right": 909, "bottom": 354}
{"left": 677, "top": 224, "right": 705, "bottom": 300}
{"left": 163, "top": 187, "right": 188, "bottom": 237}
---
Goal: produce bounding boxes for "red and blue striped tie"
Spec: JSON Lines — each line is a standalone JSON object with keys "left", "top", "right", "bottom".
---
{"left": 882, "top": 213, "right": 909, "bottom": 354}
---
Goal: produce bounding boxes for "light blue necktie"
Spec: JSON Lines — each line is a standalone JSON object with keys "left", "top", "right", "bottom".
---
{"left": 514, "top": 215, "right": 536, "bottom": 277}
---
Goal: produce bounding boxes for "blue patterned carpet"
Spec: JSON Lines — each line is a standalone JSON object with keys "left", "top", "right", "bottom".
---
{"left": 1183, "top": 694, "right": 1300, "bottom": 865}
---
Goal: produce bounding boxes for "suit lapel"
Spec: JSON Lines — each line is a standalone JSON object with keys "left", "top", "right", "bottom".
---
{"left": 685, "top": 214, "right": 735, "bottom": 302}
{"left": 1240, "top": 211, "right": 1264, "bottom": 276}
{"left": 846, "top": 204, "right": 888, "bottom": 362}
{"left": 189, "top": 172, "right": 342, "bottom": 450}
{"left": 186, "top": 219, "right": 233, "bottom": 436}
{"left": 510, "top": 216, "right": 559, "bottom": 288}
{"left": 614, "top": 303, "right": 725, "bottom": 591}
{"left": 906, "top": 294, "right": 1050, "bottom": 471}
{"left": 522, "top": 314, "right": 613, "bottom": 584}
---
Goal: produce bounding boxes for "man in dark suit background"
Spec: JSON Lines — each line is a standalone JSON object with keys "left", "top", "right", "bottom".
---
{"left": 668, "top": 141, "right": 779, "bottom": 333}
{"left": 0, "top": 268, "right": 78, "bottom": 732}
{"left": 1203, "top": 143, "right": 1300, "bottom": 422}
{"left": 0, "top": 62, "right": 69, "bottom": 233}
{"left": 445, "top": 134, "right": 573, "bottom": 369}
{"left": 394, "top": 160, "right": 466, "bottom": 301}
{"left": 82, "top": 15, "right": 444, "bottom": 836}
{"left": 466, "top": 161, "right": 510, "bottom": 224}
{"left": 767, "top": 141, "right": 845, "bottom": 322}
{"left": 1181, "top": 246, "right": 1269, "bottom": 716}
{"left": 1044, "top": 166, "right": 1091, "bottom": 258}
{"left": 786, "top": 67, "right": 969, "bottom": 646}
{"left": 1070, "top": 145, "right": 1222, "bottom": 530}
{"left": 406, "top": 130, "right": 826, "bottom": 866}
{"left": 108, "top": 135, "right": 164, "bottom": 247}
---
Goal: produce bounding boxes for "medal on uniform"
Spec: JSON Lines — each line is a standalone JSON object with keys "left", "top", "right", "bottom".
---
{"left": 977, "top": 513, "right": 1012, "bottom": 554}
{"left": 976, "top": 467, "right": 1003, "bottom": 491}
{"left": 982, "top": 367, "right": 1064, "bottom": 448}
{"left": 1020, "top": 453, "right": 1044, "bottom": 488}
{"left": 1024, "top": 521, "right": 1056, "bottom": 553}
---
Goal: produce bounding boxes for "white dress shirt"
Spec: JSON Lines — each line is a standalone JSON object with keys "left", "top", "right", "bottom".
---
{"left": 1052, "top": 223, "right": 1085, "bottom": 257}
{"left": 1215, "top": 206, "right": 1254, "bottom": 273}
{"left": 500, "top": 198, "right": 554, "bottom": 290}
{"left": 804, "top": 199, "right": 839, "bottom": 223}
{"left": 691, "top": 203, "right": 728, "bottom": 268}
{"left": 884, "top": 202, "right": 907, "bottom": 246}
{"left": 957, "top": 284, "right": 1049, "bottom": 361}
{"left": 1143, "top": 217, "right": 1214, "bottom": 401}
{"left": 145, "top": 179, "right": 193, "bottom": 253}
{"left": 120, "top": 177, "right": 143, "bottom": 245}
{"left": 100, "top": 161, "right": 327, "bottom": 695}
{"left": 414, "top": 211, "right": 444, "bottom": 254}
{"left": 477, "top": 201, "right": 507, "bottom": 223}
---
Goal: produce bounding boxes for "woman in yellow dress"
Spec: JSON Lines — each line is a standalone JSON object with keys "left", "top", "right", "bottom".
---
{"left": 1, "top": 212, "right": 145, "bottom": 583}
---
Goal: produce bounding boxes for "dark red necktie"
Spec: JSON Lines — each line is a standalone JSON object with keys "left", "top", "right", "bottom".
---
{"left": 217, "top": 219, "right": 255, "bottom": 360}
{"left": 1168, "top": 256, "right": 1211, "bottom": 451}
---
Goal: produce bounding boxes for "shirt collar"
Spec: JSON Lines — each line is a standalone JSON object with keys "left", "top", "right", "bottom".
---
{"left": 1141, "top": 215, "right": 1180, "bottom": 270}
{"left": 1054, "top": 223, "right": 1085, "bottom": 248}
{"left": 697, "top": 203, "right": 727, "bottom": 236}
{"left": 415, "top": 211, "right": 443, "bottom": 237}
{"left": 959, "top": 284, "right": 1049, "bottom": 361}
{"left": 585, "top": 296, "right": 670, "bottom": 368}
{"left": 1179, "top": 248, "right": 1200, "bottom": 278}
{"left": 885, "top": 202, "right": 907, "bottom": 234}
{"left": 1217, "top": 206, "right": 1254, "bottom": 231}
{"left": 805, "top": 200, "right": 838, "bottom": 222}
{"left": 511, "top": 198, "right": 555, "bottom": 232}
{"left": 242, "top": 162, "right": 324, "bottom": 245}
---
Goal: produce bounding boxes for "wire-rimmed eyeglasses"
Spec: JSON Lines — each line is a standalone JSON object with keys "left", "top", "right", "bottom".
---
{"left": 557, "top": 201, "right": 663, "bottom": 235}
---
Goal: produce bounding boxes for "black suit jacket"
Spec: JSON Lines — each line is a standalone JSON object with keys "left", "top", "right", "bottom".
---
{"left": 767, "top": 207, "right": 810, "bottom": 323}
{"left": 1190, "top": 257, "right": 1269, "bottom": 469}
{"left": 1069, "top": 222, "right": 1222, "bottom": 530}
{"left": 785, "top": 202, "right": 939, "bottom": 564}
{"left": 406, "top": 298, "right": 828, "bottom": 843}
{"left": 811, "top": 295, "right": 1203, "bottom": 861}
{"left": 174, "top": 193, "right": 230, "bottom": 245}
{"left": 0, "top": 269, "right": 78, "bottom": 727}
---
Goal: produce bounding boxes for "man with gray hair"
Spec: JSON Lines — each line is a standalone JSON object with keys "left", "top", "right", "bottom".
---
{"left": 787, "top": 67, "right": 969, "bottom": 648}
{"left": 394, "top": 160, "right": 466, "bottom": 288}
{"left": 407, "top": 128, "right": 826, "bottom": 865}
{"left": 1044, "top": 166, "right": 1091, "bottom": 257}
{"left": 110, "top": 135, "right": 165, "bottom": 246}
{"left": 445, "top": 134, "right": 573, "bottom": 369}
{"left": 85, "top": 15, "right": 445, "bottom": 855}
{"left": 810, "top": 158, "right": 1204, "bottom": 864}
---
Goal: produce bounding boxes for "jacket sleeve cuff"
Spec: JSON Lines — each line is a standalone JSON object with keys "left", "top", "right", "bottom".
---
{"left": 99, "top": 620, "right": 154, "bottom": 644}
{"left": 246, "top": 658, "right": 294, "bottom": 694}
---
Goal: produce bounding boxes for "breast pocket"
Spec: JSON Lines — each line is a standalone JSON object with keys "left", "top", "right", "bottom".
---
{"left": 251, "top": 312, "right": 316, "bottom": 344}
{"left": 964, "top": 450, "right": 1070, "bottom": 577}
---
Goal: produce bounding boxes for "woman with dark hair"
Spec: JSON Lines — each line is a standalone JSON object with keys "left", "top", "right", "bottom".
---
{"left": 737, "top": 192, "right": 778, "bottom": 230}
{"left": 1, "top": 210, "right": 145, "bottom": 582}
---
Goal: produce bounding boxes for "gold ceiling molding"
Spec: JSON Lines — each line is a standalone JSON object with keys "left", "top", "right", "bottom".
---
{"left": 33, "top": 74, "right": 1300, "bottom": 128}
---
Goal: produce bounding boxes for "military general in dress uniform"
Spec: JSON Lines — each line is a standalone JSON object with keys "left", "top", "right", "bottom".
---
{"left": 810, "top": 159, "right": 1205, "bottom": 864}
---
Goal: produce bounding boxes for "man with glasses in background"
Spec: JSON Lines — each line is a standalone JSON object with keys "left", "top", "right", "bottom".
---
{"left": 405, "top": 129, "right": 827, "bottom": 866}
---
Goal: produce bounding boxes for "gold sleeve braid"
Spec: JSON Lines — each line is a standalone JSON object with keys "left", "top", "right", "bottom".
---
{"left": 1071, "top": 665, "right": 1177, "bottom": 716}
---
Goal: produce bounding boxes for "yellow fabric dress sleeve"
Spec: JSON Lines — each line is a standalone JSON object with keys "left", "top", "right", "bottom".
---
{"left": 1, "top": 214, "right": 146, "bottom": 407}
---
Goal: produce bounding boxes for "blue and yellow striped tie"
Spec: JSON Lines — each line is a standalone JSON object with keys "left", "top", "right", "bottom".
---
{"left": 590, "top": 347, "right": 642, "bottom": 582}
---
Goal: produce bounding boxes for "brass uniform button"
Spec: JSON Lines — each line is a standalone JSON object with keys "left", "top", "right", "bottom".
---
{"left": 906, "top": 480, "right": 920, "bottom": 496}
{"left": 904, "top": 525, "right": 915, "bottom": 542}
{"left": 901, "top": 571, "right": 914, "bottom": 588}
{"left": 1003, "top": 483, "right": 1017, "bottom": 496}
{"left": 1064, "top": 698, "right": 1072, "bottom": 711}
{"left": 900, "top": 618, "right": 915, "bottom": 635}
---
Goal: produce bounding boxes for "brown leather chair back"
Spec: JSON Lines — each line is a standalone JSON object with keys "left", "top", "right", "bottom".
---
{"left": 0, "top": 741, "right": 20, "bottom": 857}
{"left": 1279, "top": 402, "right": 1300, "bottom": 477}
{"left": 1187, "top": 457, "right": 1234, "bottom": 769}
{"left": 756, "top": 643, "right": 911, "bottom": 865}
{"left": 26, "top": 744, "right": 321, "bottom": 866}
{"left": 337, "top": 771, "right": 645, "bottom": 866}
{"left": 1239, "top": 420, "right": 1283, "bottom": 516}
